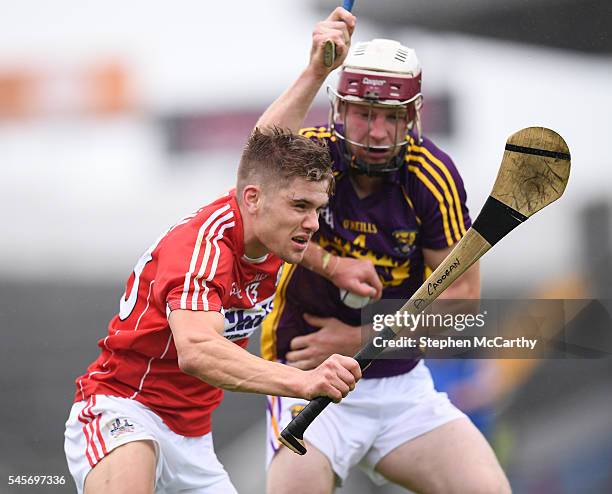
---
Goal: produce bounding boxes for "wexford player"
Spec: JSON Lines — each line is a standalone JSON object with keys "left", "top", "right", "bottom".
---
{"left": 259, "top": 8, "right": 511, "bottom": 494}
{"left": 64, "top": 128, "right": 363, "bottom": 494}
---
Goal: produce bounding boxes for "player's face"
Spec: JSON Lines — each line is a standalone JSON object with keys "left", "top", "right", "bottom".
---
{"left": 342, "top": 102, "right": 410, "bottom": 164}
{"left": 256, "top": 178, "right": 329, "bottom": 264}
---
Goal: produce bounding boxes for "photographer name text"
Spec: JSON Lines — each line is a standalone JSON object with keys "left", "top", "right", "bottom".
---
{"left": 373, "top": 335, "right": 537, "bottom": 350}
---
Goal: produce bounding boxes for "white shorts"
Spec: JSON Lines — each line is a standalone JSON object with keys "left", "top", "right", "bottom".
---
{"left": 266, "top": 361, "right": 466, "bottom": 486}
{"left": 64, "top": 395, "right": 237, "bottom": 494}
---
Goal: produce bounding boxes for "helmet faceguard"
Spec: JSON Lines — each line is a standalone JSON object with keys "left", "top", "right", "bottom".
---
{"left": 328, "top": 39, "right": 423, "bottom": 176}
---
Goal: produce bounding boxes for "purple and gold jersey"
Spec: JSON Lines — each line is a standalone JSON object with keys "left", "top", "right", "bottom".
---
{"left": 262, "top": 126, "right": 471, "bottom": 378}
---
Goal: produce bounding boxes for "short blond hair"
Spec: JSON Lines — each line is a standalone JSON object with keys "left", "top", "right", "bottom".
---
{"left": 237, "top": 127, "right": 334, "bottom": 197}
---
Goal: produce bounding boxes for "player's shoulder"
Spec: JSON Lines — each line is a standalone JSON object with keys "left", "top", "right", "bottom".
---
{"left": 407, "top": 133, "right": 456, "bottom": 169}
{"left": 298, "top": 124, "right": 345, "bottom": 172}
{"left": 404, "top": 133, "right": 464, "bottom": 187}
{"left": 161, "top": 191, "right": 240, "bottom": 254}
{"left": 194, "top": 191, "right": 238, "bottom": 222}
{"left": 298, "top": 125, "right": 334, "bottom": 141}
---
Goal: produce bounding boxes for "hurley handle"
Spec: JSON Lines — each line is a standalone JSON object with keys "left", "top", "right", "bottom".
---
{"left": 278, "top": 327, "right": 391, "bottom": 454}
{"left": 323, "top": 0, "right": 356, "bottom": 67}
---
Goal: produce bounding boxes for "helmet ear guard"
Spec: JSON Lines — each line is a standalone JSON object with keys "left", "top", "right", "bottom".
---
{"left": 328, "top": 39, "right": 424, "bottom": 176}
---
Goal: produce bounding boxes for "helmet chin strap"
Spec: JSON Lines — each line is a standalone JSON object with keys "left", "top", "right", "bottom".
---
{"left": 344, "top": 144, "right": 408, "bottom": 177}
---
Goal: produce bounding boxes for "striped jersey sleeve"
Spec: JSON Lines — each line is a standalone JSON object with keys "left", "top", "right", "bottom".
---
{"left": 406, "top": 136, "right": 471, "bottom": 248}
{"left": 161, "top": 204, "right": 237, "bottom": 313}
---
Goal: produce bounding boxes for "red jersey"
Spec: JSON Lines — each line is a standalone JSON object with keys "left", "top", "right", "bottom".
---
{"left": 75, "top": 192, "right": 283, "bottom": 436}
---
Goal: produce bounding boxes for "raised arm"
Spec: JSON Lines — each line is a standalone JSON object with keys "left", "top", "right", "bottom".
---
{"left": 256, "top": 7, "right": 356, "bottom": 133}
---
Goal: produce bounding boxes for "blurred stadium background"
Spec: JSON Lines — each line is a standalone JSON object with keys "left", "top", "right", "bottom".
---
{"left": 0, "top": 0, "right": 610, "bottom": 492}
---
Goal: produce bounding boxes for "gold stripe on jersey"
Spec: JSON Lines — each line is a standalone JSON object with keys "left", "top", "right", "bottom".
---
{"left": 302, "top": 131, "right": 333, "bottom": 139}
{"left": 408, "top": 141, "right": 467, "bottom": 237}
{"left": 318, "top": 236, "right": 411, "bottom": 288}
{"left": 407, "top": 165, "right": 454, "bottom": 246}
{"left": 261, "top": 262, "right": 297, "bottom": 361}
{"left": 400, "top": 184, "right": 422, "bottom": 225}
{"left": 407, "top": 155, "right": 461, "bottom": 242}
{"left": 300, "top": 126, "right": 333, "bottom": 140}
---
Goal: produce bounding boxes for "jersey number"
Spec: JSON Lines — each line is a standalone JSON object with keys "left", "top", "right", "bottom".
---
{"left": 119, "top": 233, "right": 165, "bottom": 320}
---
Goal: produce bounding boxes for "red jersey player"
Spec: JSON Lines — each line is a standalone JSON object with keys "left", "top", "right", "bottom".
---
{"left": 64, "top": 128, "right": 362, "bottom": 494}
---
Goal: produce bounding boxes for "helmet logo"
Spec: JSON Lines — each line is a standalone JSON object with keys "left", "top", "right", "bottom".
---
{"left": 362, "top": 77, "right": 386, "bottom": 87}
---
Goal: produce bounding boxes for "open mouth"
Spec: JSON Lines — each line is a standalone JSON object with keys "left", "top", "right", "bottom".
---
{"left": 291, "top": 235, "right": 310, "bottom": 250}
{"left": 366, "top": 147, "right": 389, "bottom": 154}
{"left": 363, "top": 148, "right": 392, "bottom": 162}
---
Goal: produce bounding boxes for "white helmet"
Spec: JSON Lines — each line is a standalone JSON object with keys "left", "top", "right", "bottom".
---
{"left": 328, "top": 39, "right": 423, "bottom": 175}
